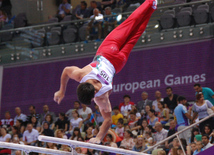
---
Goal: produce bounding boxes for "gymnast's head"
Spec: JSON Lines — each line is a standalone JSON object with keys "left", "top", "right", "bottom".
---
{"left": 77, "top": 82, "right": 95, "bottom": 105}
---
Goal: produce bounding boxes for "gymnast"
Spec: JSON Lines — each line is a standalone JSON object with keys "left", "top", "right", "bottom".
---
{"left": 54, "top": 0, "right": 157, "bottom": 144}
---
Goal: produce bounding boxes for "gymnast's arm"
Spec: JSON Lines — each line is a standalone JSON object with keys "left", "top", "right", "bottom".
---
{"left": 89, "top": 92, "right": 112, "bottom": 143}
{"left": 54, "top": 66, "right": 82, "bottom": 104}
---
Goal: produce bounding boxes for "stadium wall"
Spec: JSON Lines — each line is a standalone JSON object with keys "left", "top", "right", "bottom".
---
{"left": 1, "top": 39, "right": 214, "bottom": 117}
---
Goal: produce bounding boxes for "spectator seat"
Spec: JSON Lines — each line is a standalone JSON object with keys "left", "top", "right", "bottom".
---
{"left": 194, "top": 4, "right": 209, "bottom": 24}
{"left": 47, "top": 27, "right": 61, "bottom": 45}
{"left": 159, "top": 10, "right": 176, "bottom": 29}
{"left": 63, "top": 26, "right": 77, "bottom": 43}
{"left": 79, "top": 25, "right": 87, "bottom": 41}
{"left": 177, "top": 7, "right": 193, "bottom": 27}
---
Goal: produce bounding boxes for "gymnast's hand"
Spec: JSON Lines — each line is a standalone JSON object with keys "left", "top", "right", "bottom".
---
{"left": 54, "top": 90, "right": 64, "bottom": 104}
{"left": 89, "top": 137, "right": 101, "bottom": 144}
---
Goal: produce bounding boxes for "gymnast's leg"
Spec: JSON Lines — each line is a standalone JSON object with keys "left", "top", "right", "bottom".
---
{"left": 95, "top": 0, "right": 157, "bottom": 73}
{"left": 115, "top": 3, "right": 156, "bottom": 72}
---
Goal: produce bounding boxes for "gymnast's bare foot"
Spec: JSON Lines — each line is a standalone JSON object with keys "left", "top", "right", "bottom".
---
{"left": 89, "top": 137, "right": 101, "bottom": 144}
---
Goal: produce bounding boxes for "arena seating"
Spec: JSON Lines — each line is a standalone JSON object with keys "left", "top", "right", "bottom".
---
{"left": 160, "top": 3, "right": 212, "bottom": 30}
{"left": 0, "top": 0, "right": 213, "bottom": 65}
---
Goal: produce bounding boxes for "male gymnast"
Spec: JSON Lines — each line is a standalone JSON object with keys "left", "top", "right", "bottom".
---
{"left": 54, "top": 0, "right": 157, "bottom": 144}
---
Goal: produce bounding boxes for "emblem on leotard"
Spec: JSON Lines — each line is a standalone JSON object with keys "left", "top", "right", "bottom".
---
{"left": 110, "top": 46, "right": 118, "bottom": 52}
{"left": 97, "top": 70, "right": 110, "bottom": 85}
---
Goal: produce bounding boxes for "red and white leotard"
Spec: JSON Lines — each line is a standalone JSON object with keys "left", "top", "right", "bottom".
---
{"left": 80, "top": 55, "right": 115, "bottom": 97}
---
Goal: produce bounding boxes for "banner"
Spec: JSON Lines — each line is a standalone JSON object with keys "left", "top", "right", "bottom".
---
{"left": 1, "top": 39, "right": 214, "bottom": 118}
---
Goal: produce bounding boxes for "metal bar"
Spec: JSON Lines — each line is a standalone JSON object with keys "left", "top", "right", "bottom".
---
{"left": 143, "top": 112, "right": 214, "bottom": 153}
{"left": 0, "top": 142, "right": 71, "bottom": 155}
{"left": 176, "top": 135, "right": 187, "bottom": 155}
{"left": 38, "top": 136, "right": 149, "bottom": 155}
